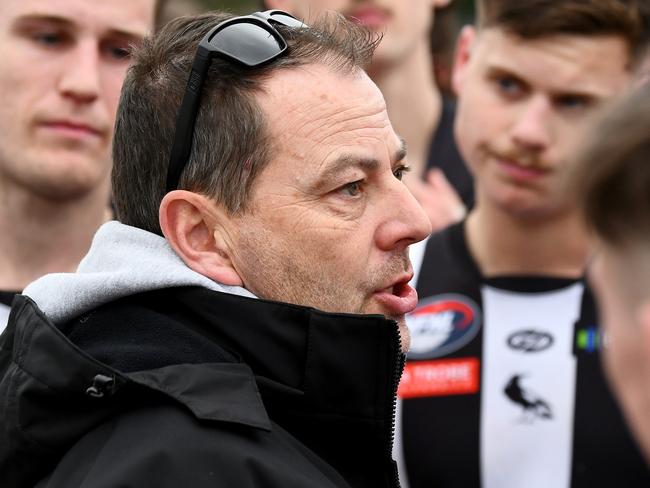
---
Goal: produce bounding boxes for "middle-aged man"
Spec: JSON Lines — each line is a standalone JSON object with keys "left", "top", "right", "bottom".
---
{"left": 575, "top": 82, "right": 650, "bottom": 467}
{"left": 397, "top": 0, "right": 650, "bottom": 487}
{"left": 0, "top": 10, "right": 431, "bottom": 488}
{"left": 0, "top": 0, "right": 159, "bottom": 332}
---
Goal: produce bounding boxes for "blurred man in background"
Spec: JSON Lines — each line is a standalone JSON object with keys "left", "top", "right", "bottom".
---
{"left": 399, "top": 0, "right": 650, "bottom": 486}
{"left": 577, "top": 82, "right": 650, "bottom": 467}
{"left": 0, "top": 0, "right": 158, "bottom": 331}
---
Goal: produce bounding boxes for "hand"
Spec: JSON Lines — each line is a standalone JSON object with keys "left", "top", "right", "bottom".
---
{"left": 405, "top": 168, "right": 466, "bottom": 231}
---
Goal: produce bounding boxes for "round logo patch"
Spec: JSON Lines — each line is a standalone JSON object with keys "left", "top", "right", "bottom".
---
{"left": 407, "top": 294, "right": 482, "bottom": 359}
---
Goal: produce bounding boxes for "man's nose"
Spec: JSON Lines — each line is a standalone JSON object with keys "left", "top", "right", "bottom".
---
{"left": 510, "top": 95, "right": 552, "bottom": 152}
{"left": 376, "top": 179, "right": 432, "bottom": 252}
{"left": 58, "top": 41, "right": 101, "bottom": 104}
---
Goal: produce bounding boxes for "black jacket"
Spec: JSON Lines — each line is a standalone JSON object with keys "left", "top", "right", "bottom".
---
{"left": 0, "top": 286, "right": 404, "bottom": 487}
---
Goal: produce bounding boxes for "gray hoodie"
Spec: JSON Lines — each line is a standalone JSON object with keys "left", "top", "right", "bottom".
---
{"left": 23, "top": 221, "right": 256, "bottom": 325}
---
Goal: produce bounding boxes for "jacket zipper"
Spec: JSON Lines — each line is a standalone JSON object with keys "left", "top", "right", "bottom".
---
{"left": 387, "top": 320, "right": 406, "bottom": 488}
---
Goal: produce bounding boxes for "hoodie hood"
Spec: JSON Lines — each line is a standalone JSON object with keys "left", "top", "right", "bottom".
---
{"left": 23, "top": 221, "right": 256, "bottom": 325}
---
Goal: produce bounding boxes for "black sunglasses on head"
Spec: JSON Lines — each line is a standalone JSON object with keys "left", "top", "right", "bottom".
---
{"left": 165, "top": 10, "right": 306, "bottom": 193}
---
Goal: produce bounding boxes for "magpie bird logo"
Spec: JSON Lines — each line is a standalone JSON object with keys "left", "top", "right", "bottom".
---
{"left": 504, "top": 375, "right": 553, "bottom": 421}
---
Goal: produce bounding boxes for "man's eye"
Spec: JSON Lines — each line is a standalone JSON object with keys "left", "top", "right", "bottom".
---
{"left": 103, "top": 42, "right": 132, "bottom": 61}
{"left": 556, "top": 95, "right": 590, "bottom": 111}
{"left": 495, "top": 76, "right": 523, "bottom": 97}
{"left": 340, "top": 180, "right": 363, "bottom": 197}
{"left": 393, "top": 165, "right": 409, "bottom": 181}
{"left": 33, "top": 32, "right": 64, "bottom": 46}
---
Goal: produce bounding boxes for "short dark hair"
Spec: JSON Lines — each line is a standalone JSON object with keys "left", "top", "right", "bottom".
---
{"left": 112, "top": 11, "right": 378, "bottom": 235}
{"left": 574, "top": 83, "right": 650, "bottom": 247}
{"left": 475, "top": 0, "right": 646, "bottom": 63}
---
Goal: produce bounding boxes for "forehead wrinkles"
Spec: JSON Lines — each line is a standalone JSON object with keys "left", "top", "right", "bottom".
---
{"left": 297, "top": 98, "right": 390, "bottom": 146}
{"left": 260, "top": 65, "right": 390, "bottom": 151}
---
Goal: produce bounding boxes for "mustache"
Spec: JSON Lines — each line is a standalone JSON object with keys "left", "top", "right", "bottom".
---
{"left": 364, "top": 252, "right": 412, "bottom": 291}
{"left": 490, "top": 147, "right": 546, "bottom": 169}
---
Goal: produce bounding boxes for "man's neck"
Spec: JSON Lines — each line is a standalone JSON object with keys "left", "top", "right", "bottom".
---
{"left": 368, "top": 40, "right": 442, "bottom": 180}
{"left": 466, "top": 201, "right": 591, "bottom": 278}
{"left": 0, "top": 179, "right": 111, "bottom": 291}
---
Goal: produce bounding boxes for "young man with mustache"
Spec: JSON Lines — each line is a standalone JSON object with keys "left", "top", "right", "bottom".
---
{"left": 399, "top": 1, "right": 650, "bottom": 486}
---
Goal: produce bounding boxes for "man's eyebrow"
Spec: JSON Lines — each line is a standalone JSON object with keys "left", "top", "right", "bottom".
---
{"left": 395, "top": 138, "right": 407, "bottom": 165}
{"left": 13, "top": 14, "right": 146, "bottom": 41}
{"left": 485, "top": 63, "right": 607, "bottom": 100}
{"left": 315, "top": 139, "right": 408, "bottom": 185}
{"left": 319, "top": 155, "right": 380, "bottom": 182}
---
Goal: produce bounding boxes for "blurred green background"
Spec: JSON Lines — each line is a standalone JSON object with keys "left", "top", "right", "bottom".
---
{"left": 202, "top": 0, "right": 258, "bottom": 11}
{"left": 196, "top": 0, "right": 257, "bottom": 12}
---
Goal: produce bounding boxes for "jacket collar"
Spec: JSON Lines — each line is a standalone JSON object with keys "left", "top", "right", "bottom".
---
{"left": 7, "top": 286, "right": 403, "bottom": 433}
{"left": 3, "top": 288, "right": 404, "bottom": 488}
{"left": 5, "top": 295, "right": 271, "bottom": 433}
{"left": 171, "top": 286, "right": 404, "bottom": 421}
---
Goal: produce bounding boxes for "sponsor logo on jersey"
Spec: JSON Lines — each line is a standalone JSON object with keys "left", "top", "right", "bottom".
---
{"left": 406, "top": 294, "right": 481, "bottom": 359}
{"left": 575, "top": 326, "right": 601, "bottom": 353}
{"left": 507, "top": 329, "right": 554, "bottom": 353}
{"left": 399, "top": 357, "right": 480, "bottom": 398}
{"left": 504, "top": 374, "right": 553, "bottom": 422}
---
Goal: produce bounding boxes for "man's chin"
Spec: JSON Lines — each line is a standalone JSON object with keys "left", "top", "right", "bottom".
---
{"left": 397, "top": 319, "right": 411, "bottom": 353}
{"left": 384, "top": 313, "right": 410, "bottom": 352}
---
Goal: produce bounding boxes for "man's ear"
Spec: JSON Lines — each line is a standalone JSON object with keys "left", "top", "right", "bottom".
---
{"left": 451, "top": 25, "right": 476, "bottom": 96}
{"left": 159, "top": 190, "right": 243, "bottom": 286}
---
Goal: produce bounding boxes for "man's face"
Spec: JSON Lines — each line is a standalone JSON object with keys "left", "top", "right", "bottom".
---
{"left": 227, "top": 64, "right": 431, "bottom": 351}
{"left": 589, "top": 245, "right": 650, "bottom": 462}
{"left": 453, "top": 29, "right": 631, "bottom": 219}
{"left": 279, "top": 0, "right": 441, "bottom": 69}
{"left": 0, "top": 0, "right": 154, "bottom": 200}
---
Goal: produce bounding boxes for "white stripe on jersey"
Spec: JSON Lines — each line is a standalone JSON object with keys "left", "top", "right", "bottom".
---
{"left": 480, "top": 283, "right": 583, "bottom": 488}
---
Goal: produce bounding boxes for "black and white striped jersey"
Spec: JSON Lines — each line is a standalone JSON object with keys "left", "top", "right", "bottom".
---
{"left": 397, "top": 221, "right": 650, "bottom": 488}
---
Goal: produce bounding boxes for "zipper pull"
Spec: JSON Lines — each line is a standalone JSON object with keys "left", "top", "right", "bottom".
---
{"left": 85, "top": 374, "right": 115, "bottom": 398}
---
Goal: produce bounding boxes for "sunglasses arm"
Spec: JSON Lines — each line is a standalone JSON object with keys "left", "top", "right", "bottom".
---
{"left": 166, "top": 46, "right": 212, "bottom": 192}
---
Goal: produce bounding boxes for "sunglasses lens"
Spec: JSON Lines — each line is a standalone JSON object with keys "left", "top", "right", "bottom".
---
{"left": 211, "top": 22, "right": 284, "bottom": 66}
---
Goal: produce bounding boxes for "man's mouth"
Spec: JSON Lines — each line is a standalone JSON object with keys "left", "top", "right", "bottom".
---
{"left": 495, "top": 156, "right": 550, "bottom": 182}
{"left": 373, "top": 276, "right": 418, "bottom": 317}
{"left": 38, "top": 119, "right": 104, "bottom": 139}
{"left": 347, "top": 6, "right": 390, "bottom": 29}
